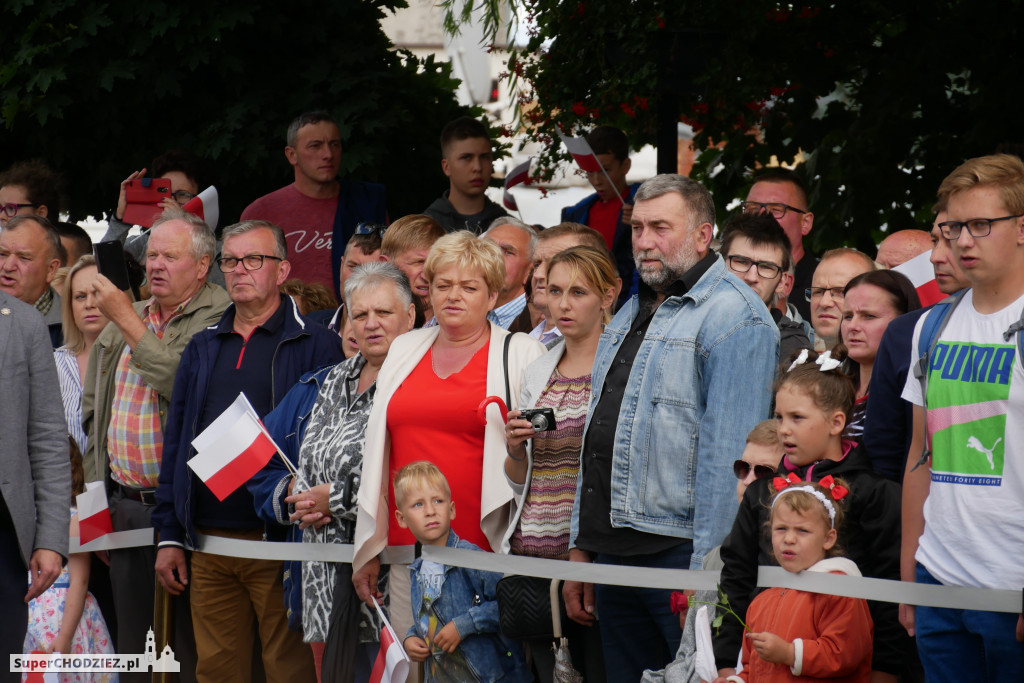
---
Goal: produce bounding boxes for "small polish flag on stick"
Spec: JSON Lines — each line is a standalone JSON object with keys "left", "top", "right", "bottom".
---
{"left": 503, "top": 158, "right": 532, "bottom": 212}
{"left": 76, "top": 481, "right": 113, "bottom": 545}
{"left": 188, "top": 393, "right": 288, "bottom": 501}
{"left": 183, "top": 186, "right": 220, "bottom": 230}
{"left": 893, "top": 250, "right": 945, "bottom": 307}
{"left": 557, "top": 129, "right": 625, "bottom": 203}
{"left": 369, "top": 598, "right": 410, "bottom": 683}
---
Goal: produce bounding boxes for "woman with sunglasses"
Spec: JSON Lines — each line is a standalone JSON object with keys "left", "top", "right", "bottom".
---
{"left": 733, "top": 419, "right": 782, "bottom": 503}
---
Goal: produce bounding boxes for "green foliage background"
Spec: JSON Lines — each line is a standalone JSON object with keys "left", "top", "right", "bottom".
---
{"left": 452, "top": 0, "right": 1024, "bottom": 253}
{"left": 0, "top": 0, "right": 472, "bottom": 225}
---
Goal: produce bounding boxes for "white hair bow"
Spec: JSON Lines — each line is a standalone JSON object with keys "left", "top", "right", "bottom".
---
{"left": 815, "top": 350, "right": 842, "bottom": 372}
{"left": 787, "top": 349, "right": 809, "bottom": 372}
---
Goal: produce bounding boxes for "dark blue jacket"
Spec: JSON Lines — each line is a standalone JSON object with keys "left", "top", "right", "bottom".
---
{"left": 152, "top": 295, "right": 345, "bottom": 549}
{"left": 561, "top": 182, "right": 641, "bottom": 305}
{"left": 247, "top": 364, "right": 335, "bottom": 526}
{"left": 863, "top": 307, "right": 929, "bottom": 482}
{"left": 408, "top": 531, "right": 531, "bottom": 682}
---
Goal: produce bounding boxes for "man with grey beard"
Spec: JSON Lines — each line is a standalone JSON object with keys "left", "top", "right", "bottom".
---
{"left": 562, "top": 174, "right": 779, "bottom": 681}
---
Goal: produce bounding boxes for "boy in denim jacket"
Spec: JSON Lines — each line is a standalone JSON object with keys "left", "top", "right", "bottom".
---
{"left": 396, "top": 461, "right": 530, "bottom": 682}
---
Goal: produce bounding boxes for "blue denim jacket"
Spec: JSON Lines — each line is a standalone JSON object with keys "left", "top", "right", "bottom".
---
{"left": 407, "top": 532, "right": 531, "bottom": 682}
{"left": 569, "top": 256, "right": 778, "bottom": 569}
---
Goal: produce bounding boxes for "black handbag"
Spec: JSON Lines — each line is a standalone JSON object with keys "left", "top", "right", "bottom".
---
{"left": 496, "top": 575, "right": 567, "bottom": 641}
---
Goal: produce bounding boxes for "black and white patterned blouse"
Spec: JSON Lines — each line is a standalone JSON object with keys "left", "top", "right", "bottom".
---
{"left": 295, "top": 353, "right": 384, "bottom": 643}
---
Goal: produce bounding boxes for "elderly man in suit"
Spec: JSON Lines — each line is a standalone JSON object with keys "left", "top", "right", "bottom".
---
{"left": 0, "top": 289, "right": 69, "bottom": 681}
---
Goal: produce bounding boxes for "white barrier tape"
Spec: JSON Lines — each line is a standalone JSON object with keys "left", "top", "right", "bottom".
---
{"left": 759, "top": 566, "right": 1022, "bottom": 614}
{"left": 191, "top": 535, "right": 415, "bottom": 566}
{"left": 71, "top": 532, "right": 415, "bottom": 565}
{"left": 67, "top": 531, "right": 1024, "bottom": 613}
{"left": 421, "top": 545, "right": 722, "bottom": 590}
{"left": 73, "top": 528, "right": 155, "bottom": 553}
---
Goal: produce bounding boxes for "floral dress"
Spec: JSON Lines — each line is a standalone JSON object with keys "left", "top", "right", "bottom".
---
{"left": 23, "top": 510, "right": 117, "bottom": 682}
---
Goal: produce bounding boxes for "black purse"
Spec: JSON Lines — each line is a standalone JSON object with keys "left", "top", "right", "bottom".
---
{"left": 496, "top": 575, "right": 567, "bottom": 641}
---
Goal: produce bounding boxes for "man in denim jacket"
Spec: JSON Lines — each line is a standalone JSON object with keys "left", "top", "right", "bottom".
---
{"left": 563, "top": 174, "right": 779, "bottom": 680}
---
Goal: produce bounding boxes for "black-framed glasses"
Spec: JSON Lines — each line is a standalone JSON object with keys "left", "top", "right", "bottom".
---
{"left": 216, "top": 254, "right": 283, "bottom": 273}
{"left": 805, "top": 286, "right": 845, "bottom": 303}
{"left": 354, "top": 222, "right": 387, "bottom": 239}
{"left": 171, "top": 190, "right": 197, "bottom": 204}
{"left": 739, "top": 200, "right": 806, "bottom": 219}
{"left": 937, "top": 214, "right": 1022, "bottom": 240}
{"left": 733, "top": 459, "right": 776, "bottom": 481}
{"left": 725, "top": 254, "right": 783, "bottom": 279}
{"left": 0, "top": 202, "right": 37, "bottom": 218}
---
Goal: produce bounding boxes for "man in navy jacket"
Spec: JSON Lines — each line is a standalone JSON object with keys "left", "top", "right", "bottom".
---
{"left": 152, "top": 220, "right": 343, "bottom": 682}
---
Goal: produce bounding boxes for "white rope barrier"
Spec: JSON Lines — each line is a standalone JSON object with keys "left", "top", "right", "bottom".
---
{"left": 68, "top": 531, "right": 1023, "bottom": 614}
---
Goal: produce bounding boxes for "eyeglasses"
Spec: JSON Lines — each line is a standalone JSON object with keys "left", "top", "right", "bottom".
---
{"left": 354, "top": 222, "right": 387, "bottom": 239}
{"left": 733, "top": 459, "right": 776, "bottom": 481}
{"left": 0, "top": 202, "right": 37, "bottom": 218}
{"left": 805, "top": 286, "right": 846, "bottom": 303}
{"left": 216, "top": 254, "right": 283, "bottom": 272}
{"left": 739, "top": 201, "right": 806, "bottom": 220}
{"left": 725, "top": 254, "right": 782, "bottom": 279}
{"left": 171, "top": 190, "right": 197, "bottom": 204}
{"left": 937, "top": 214, "right": 1022, "bottom": 240}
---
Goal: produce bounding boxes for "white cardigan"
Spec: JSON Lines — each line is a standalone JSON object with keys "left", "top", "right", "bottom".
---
{"left": 353, "top": 323, "right": 545, "bottom": 569}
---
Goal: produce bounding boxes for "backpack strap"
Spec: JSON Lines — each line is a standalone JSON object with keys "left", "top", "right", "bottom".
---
{"left": 911, "top": 290, "right": 967, "bottom": 471}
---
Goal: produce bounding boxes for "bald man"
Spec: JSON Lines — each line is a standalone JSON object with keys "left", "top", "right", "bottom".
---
{"left": 876, "top": 229, "right": 932, "bottom": 269}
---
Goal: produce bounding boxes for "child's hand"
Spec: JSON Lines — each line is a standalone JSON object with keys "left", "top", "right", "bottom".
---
{"left": 746, "top": 631, "right": 794, "bottom": 666}
{"left": 621, "top": 203, "right": 633, "bottom": 225}
{"left": 50, "top": 633, "right": 72, "bottom": 656}
{"left": 433, "top": 621, "right": 462, "bottom": 653}
{"left": 404, "top": 636, "right": 430, "bottom": 662}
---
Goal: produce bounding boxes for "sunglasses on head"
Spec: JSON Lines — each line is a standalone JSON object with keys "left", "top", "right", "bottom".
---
{"left": 733, "top": 459, "right": 776, "bottom": 481}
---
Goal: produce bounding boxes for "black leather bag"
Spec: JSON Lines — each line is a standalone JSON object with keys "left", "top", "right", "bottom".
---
{"left": 496, "top": 575, "right": 567, "bottom": 641}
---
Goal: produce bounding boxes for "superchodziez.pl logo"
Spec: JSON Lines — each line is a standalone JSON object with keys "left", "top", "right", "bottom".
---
{"left": 11, "top": 628, "right": 180, "bottom": 674}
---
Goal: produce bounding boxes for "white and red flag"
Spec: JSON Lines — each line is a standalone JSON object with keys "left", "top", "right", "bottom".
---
{"left": 893, "top": 250, "right": 944, "bottom": 307}
{"left": 557, "top": 130, "right": 603, "bottom": 173}
{"left": 183, "top": 186, "right": 220, "bottom": 230}
{"left": 369, "top": 598, "right": 410, "bottom": 683}
{"left": 188, "top": 393, "right": 277, "bottom": 501}
{"left": 503, "top": 158, "right": 532, "bottom": 211}
{"left": 76, "top": 481, "right": 113, "bottom": 545}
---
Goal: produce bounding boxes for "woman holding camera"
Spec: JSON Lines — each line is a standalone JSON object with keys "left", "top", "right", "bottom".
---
{"left": 352, "top": 231, "right": 545, "bottom": 636}
{"left": 503, "top": 246, "right": 618, "bottom": 682}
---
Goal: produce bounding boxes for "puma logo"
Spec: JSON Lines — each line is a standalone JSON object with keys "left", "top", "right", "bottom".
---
{"left": 966, "top": 435, "right": 1002, "bottom": 470}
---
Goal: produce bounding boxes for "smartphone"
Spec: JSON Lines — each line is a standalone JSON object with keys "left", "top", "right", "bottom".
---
{"left": 123, "top": 177, "right": 172, "bottom": 228}
{"left": 93, "top": 240, "right": 133, "bottom": 293}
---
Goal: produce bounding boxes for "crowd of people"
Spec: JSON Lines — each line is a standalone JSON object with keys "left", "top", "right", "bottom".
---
{"left": 1, "top": 109, "right": 1022, "bottom": 683}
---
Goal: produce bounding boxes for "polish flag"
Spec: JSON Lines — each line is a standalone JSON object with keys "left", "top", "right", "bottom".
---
{"left": 369, "top": 599, "right": 410, "bottom": 683}
{"left": 503, "top": 158, "right": 532, "bottom": 211}
{"left": 894, "top": 250, "right": 944, "bottom": 307}
{"left": 557, "top": 130, "right": 603, "bottom": 173}
{"left": 75, "top": 481, "right": 112, "bottom": 545}
{"left": 188, "top": 393, "right": 277, "bottom": 501}
{"left": 183, "top": 186, "right": 220, "bottom": 230}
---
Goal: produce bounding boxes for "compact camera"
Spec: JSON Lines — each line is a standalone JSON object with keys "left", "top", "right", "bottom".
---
{"left": 520, "top": 408, "right": 556, "bottom": 433}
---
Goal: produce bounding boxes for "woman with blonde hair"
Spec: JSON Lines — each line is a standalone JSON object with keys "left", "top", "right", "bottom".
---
{"left": 503, "top": 245, "right": 619, "bottom": 680}
{"left": 353, "top": 231, "right": 545, "bottom": 641}
{"left": 55, "top": 255, "right": 110, "bottom": 452}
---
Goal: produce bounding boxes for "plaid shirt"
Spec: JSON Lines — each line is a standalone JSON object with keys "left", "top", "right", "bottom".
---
{"left": 107, "top": 297, "right": 188, "bottom": 488}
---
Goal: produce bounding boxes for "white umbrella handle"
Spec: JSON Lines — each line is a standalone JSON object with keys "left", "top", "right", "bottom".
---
{"left": 550, "top": 578, "right": 563, "bottom": 639}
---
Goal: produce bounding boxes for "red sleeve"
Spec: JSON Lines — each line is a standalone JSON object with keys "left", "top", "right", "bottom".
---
{"left": 797, "top": 594, "right": 873, "bottom": 677}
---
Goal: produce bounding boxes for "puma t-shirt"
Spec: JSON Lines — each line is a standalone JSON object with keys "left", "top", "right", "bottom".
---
{"left": 902, "top": 289, "right": 1024, "bottom": 589}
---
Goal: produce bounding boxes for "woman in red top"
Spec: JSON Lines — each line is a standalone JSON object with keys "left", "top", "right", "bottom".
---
{"left": 352, "top": 230, "right": 545, "bottom": 638}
